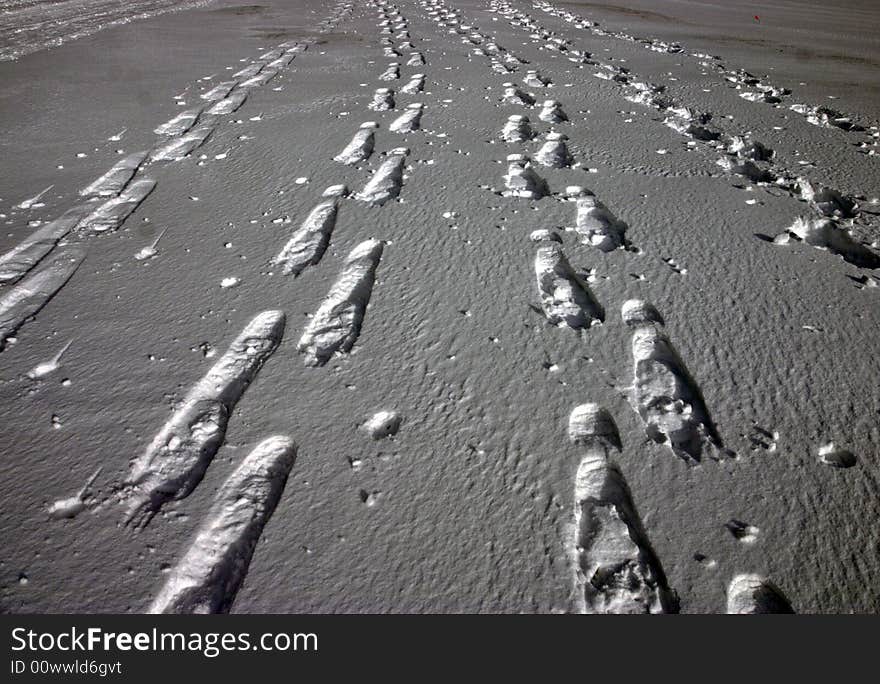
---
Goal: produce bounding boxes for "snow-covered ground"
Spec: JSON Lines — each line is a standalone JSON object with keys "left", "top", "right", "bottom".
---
{"left": 0, "top": 0, "right": 878, "bottom": 613}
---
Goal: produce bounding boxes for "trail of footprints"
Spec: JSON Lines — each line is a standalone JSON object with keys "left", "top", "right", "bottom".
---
{"left": 0, "top": 1, "right": 357, "bottom": 351}
{"left": 485, "top": 0, "right": 878, "bottom": 272}
{"left": 532, "top": 1, "right": 877, "bottom": 149}
{"left": 122, "top": 2, "right": 426, "bottom": 604}
{"left": 13, "top": 0, "right": 505, "bottom": 613}
{"left": 508, "top": 0, "right": 880, "bottom": 283}
{"left": 2, "top": 1, "right": 372, "bottom": 614}
{"left": 569, "top": 403, "right": 793, "bottom": 613}
{"left": 134, "top": 0, "right": 429, "bottom": 611}
{"left": 423, "top": 0, "right": 797, "bottom": 612}
{"left": 136, "top": 0, "right": 430, "bottom": 611}
{"left": 425, "top": 0, "right": 628, "bottom": 341}
{"left": 280, "top": 0, "right": 431, "bottom": 368}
